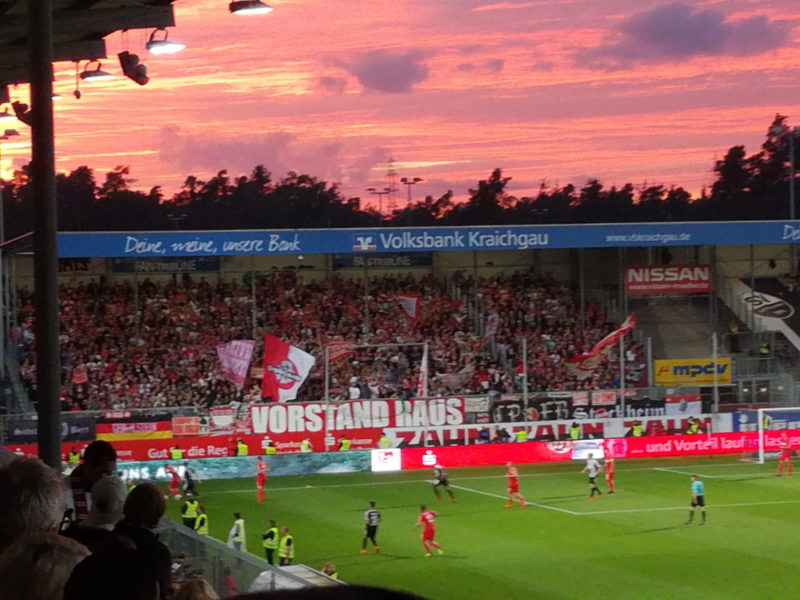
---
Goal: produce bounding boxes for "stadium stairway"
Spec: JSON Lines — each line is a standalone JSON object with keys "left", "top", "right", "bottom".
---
{"left": 633, "top": 299, "right": 713, "bottom": 360}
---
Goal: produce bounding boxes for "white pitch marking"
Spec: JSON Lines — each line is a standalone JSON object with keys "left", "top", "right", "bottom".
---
{"left": 448, "top": 484, "right": 580, "bottom": 515}
{"left": 575, "top": 499, "right": 800, "bottom": 516}
{"left": 201, "top": 462, "right": 764, "bottom": 496}
{"left": 655, "top": 467, "right": 731, "bottom": 479}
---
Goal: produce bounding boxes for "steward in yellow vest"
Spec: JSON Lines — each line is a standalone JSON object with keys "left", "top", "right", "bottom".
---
{"left": 194, "top": 508, "right": 209, "bottom": 536}
{"left": 181, "top": 498, "right": 199, "bottom": 529}
{"left": 262, "top": 519, "right": 279, "bottom": 564}
{"left": 278, "top": 527, "right": 294, "bottom": 565}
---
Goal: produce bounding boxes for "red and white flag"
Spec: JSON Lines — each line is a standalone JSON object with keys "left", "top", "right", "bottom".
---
{"left": 261, "top": 335, "right": 315, "bottom": 402}
{"left": 484, "top": 312, "right": 500, "bottom": 337}
{"left": 216, "top": 339, "right": 255, "bottom": 388}
{"left": 566, "top": 315, "right": 636, "bottom": 380}
{"left": 326, "top": 341, "right": 356, "bottom": 363}
{"left": 397, "top": 293, "right": 421, "bottom": 320}
{"left": 416, "top": 344, "right": 429, "bottom": 398}
{"left": 72, "top": 367, "right": 88, "bottom": 385}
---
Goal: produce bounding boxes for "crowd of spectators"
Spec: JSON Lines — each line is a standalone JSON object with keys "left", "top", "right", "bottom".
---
{"left": 15, "top": 268, "right": 641, "bottom": 411}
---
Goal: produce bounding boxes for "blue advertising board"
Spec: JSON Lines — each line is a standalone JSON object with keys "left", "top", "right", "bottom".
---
{"left": 56, "top": 221, "right": 800, "bottom": 258}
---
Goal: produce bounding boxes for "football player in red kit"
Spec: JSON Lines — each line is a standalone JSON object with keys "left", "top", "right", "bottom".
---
{"left": 777, "top": 434, "right": 793, "bottom": 476}
{"left": 505, "top": 462, "right": 527, "bottom": 508}
{"left": 256, "top": 456, "right": 269, "bottom": 503}
{"left": 413, "top": 504, "right": 443, "bottom": 557}
{"left": 166, "top": 464, "right": 182, "bottom": 500}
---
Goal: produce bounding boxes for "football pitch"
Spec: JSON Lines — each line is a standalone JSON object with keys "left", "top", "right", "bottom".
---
{"left": 168, "top": 455, "right": 800, "bottom": 599}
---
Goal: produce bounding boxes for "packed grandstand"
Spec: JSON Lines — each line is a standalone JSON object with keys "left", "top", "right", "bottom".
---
{"left": 14, "top": 271, "right": 643, "bottom": 411}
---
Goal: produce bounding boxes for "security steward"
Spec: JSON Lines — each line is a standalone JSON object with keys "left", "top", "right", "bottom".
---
{"left": 569, "top": 422, "right": 580, "bottom": 440}
{"left": 236, "top": 439, "right": 249, "bottom": 456}
{"left": 194, "top": 506, "right": 209, "bottom": 536}
{"left": 262, "top": 519, "right": 280, "bottom": 565}
{"left": 181, "top": 495, "right": 199, "bottom": 529}
{"left": 278, "top": 526, "right": 295, "bottom": 566}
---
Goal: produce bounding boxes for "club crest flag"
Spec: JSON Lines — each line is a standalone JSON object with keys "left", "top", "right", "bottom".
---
{"left": 566, "top": 315, "right": 636, "bottom": 380}
{"left": 216, "top": 339, "right": 255, "bottom": 388}
{"left": 261, "top": 334, "right": 315, "bottom": 402}
{"left": 397, "top": 293, "right": 421, "bottom": 320}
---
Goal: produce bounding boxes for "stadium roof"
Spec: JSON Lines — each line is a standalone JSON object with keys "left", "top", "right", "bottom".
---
{"left": 0, "top": 0, "right": 175, "bottom": 89}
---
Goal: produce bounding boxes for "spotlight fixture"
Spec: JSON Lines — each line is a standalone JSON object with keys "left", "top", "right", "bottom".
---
{"left": 11, "top": 102, "right": 31, "bottom": 127}
{"left": 119, "top": 51, "right": 149, "bottom": 86}
{"left": 229, "top": 0, "right": 273, "bottom": 15}
{"left": 0, "top": 108, "right": 15, "bottom": 123}
{"left": 145, "top": 28, "right": 186, "bottom": 55}
{"left": 80, "top": 60, "right": 114, "bottom": 82}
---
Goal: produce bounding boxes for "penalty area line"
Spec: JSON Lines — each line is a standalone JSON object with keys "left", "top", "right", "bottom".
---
{"left": 654, "top": 467, "right": 732, "bottom": 479}
{"left": 448, "top": 484, "right": 580, "bottom": 515}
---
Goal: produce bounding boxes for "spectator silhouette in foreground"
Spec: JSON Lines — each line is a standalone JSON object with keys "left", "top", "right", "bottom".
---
{"left": 233, "top": 586, "right": 426, "bottom": 599}
{"left": 0, "top": 532, "right": 89, "bottom": 600}
{"left": 65, "top": 440, "right": 118, "bottom": 525}
{"left": 0, "top": 456, "right": 65, "bottom": 553}
{"left": 113, "top": 483, "right": 171, "bottom": 600}
{"left": 63, "top": 548, "right": 159, "bottom": 600}
{"left": 173, "top": 579, "right": 219, "bottom": 600}
{"left": 63, "top": 474, "right": 129, "bottom": 552}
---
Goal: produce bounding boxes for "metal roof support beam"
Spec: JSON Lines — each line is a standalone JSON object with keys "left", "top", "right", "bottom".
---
{"left": 29, "top": 0, "right": 61, "bottom": 469}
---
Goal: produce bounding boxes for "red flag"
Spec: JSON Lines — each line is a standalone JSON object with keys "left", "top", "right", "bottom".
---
{"left": 326, "top": 341, "right": 355, "bottom": 363}
{"left": 566, "top": 315, "right": 636, "bottom": 380}
{"left": 261, "top": 335, "right": 316, "bottom": 402}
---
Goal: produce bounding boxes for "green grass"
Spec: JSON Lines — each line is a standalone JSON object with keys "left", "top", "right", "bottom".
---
{"left": 167, "top": 456, "right": 800, "bottom": 599}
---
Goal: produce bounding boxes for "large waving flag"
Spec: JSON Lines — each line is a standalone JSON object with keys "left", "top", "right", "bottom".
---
{"left": 416, "top": 344, "right": 429, "bottom": 398}
{"left": 217, "top": 340, "right": 255, "bottom": 388}
{"left": 397, "top": 293, "right": 421, "bottom": 320}
{"left": 566, "top": 315, "right": 636, "bottom": 380}
{"left": 261, "top": 335, "right": 316, "bottom": 402}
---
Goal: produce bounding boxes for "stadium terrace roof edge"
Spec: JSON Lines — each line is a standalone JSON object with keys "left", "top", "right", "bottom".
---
{"left": 54, "top": 221, "right": 800, "bottom": 258}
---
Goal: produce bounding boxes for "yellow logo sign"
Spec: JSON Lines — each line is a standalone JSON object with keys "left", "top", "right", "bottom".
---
{"left": 654, "top": 358, "right": 733, "bottom": 386}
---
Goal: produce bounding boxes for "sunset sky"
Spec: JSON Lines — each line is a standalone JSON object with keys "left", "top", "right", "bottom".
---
{"left": 3, "top": 0, "right": 800, "bottom": 210}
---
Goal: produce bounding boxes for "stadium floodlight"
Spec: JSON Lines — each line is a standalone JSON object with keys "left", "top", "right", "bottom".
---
{"left": 80, "top": 60, "right": 114, "bottom": 82}
{"left": 11, "top": 102, "right": 31, "bottom": 127}
{"left": 229, "top": 0, "right": 274, "bottom": 15}
{"left": 118, "top": 51, "right": 149, "bottom": 86}
{"left": 145, "top": 28, "right": 186, "bottom": 55}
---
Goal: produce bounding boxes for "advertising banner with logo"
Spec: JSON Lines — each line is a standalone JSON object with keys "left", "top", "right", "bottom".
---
{"left": 4, "top": 417, "right": 95, "bottom": 445}
{"left": 118, "top": 452, "right": 372, "bottom": 483}
{"left": 625, "top": 264, "right": 711, "bottom": 295}
{"left": 654, "top": 358, "right": 733, "bottom": 386}
{"left": 249, "top": 397, "right": 467, "bottom": 450}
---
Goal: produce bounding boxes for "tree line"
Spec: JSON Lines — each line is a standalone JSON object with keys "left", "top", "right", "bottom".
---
{"left": 1, "top": 115, "right": 796, "bottom": 237}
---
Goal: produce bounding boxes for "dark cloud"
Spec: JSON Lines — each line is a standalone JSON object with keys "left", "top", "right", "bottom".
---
{"left": 317, "top": 76, "right": 347, "bottom": 94}
{"left": 456, "top": 59, "right": 504, "bottom": 73}
{"left": 485, "top": 58, "right": 504, "bottom": 72}
{"left": 346, "top": 147, "right": 390, "bottom": 186}
{"left": 347, "top": 50, "right": 430, "bottom": 93}
{"left": 157, "top": 126, "right": 344, "bottom": 183}
{"left": 575, "top": 2, "right": 789, "bottom": 70}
